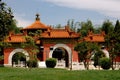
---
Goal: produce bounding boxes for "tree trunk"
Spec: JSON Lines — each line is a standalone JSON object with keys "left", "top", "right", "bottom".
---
{"left": 83, "top": 59, "right": 89, "bottom": 70}
{"left": 111, "top": 55, "right": 115, "bottom": 70}
{"left": 86, "top": 61, "right": 89, "bottom": 70}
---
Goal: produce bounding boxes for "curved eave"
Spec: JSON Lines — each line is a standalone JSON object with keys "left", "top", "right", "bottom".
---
{"left": 4, "top": 39, "right": 26, "bottom": 43}
{"left": 5, "top": 41, "right": 26, "bottom": 43}
{"left": 41, "top": 36, "right": 79, "bottom": 39}
{"left": 88, "top": 40, "right": 105, "bottom": 42}
{"left": 22, "top": 27, "right": 48, "bottom": 30}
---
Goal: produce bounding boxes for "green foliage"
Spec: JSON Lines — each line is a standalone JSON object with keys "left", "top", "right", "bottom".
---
{"left": 0, "top": 42, "right": 11, "bottom": 56}
{"left": 74, "top": 42, "right": 88, "bottom": 61}
{"left": 67, "top": 19, "right": 77, "bottom": 32}
{"left": 22, "top": 36, "right": 38, "bottom": 49}
{"left": 79, "top": 20, "right": 94, "bottom": 37}
{"left": 20, "top": 36, "right": 39, "bottom": 62}
{"left": 74, "top": 41, "right": 99, "bottom": 69}
{"left": 114, "top": 20, "right": 120, "bottom": 32}
{"left": 0, "top": 0, "right": 18, "bottom": 40}
{"left": 74, "top": 41, "right": 99, "bottom": 61}
{"left": 0, "top": 55, "right": 3, "bottom": 60}
{"left": 28, "top": 32, "right": 35, "bottom": 36}
{"left": 94, "top": 27, "right": 101, "bottom": 34}
{"left": 27, "top": 60, "right": 38, "bottom": 68}
{"left": 12, "top": 52, "right": 26, "bottom": 63}
{"left": 93, "top": 50, "right": 105, "bottom": 67}
{"left": 101, "top": 20, "right": 114, "bottom": 35}
{"left": 99, "top": 57, "right": 111, "bottom": 70}
{"left": 28, "top": 30, "right": 42, "bottom": 37}
{"left": 55, "top": 24, "right": 62, "bottom": 29}
{"left": 0, "top": 42, "right": 11, "bottom": 48}
{"left": 104, "top": 20, "right": 120, "bottom": 70}
{"left": 45, "top": 58, "right": 57, "bottom": 68}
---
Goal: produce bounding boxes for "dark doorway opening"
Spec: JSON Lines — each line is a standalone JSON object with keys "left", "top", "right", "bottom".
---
{"left": 12, "top": 52, "right": 26, "bottom": 67}
{"left": 37, "top": 51, "right": 43, "bottom": 61}
{"left": 52, "top": 48, "right": 69, "bottom": 67}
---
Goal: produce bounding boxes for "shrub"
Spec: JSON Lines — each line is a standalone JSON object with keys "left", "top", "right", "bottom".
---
{"left": 93, "top": 50, "right": 105, "bottom": 67}
{"left": 99, "top": 57, "right": 111, "bottom": 70}
{"left": 45, "top": 58, "right": 57, "bottom": 68}
{"left": 27, "top": 60, "right": 38, "bottom": 68}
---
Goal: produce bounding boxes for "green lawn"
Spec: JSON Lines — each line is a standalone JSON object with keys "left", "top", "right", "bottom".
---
{"left": 0, "top": 67, "right": 120, "bottom": 80}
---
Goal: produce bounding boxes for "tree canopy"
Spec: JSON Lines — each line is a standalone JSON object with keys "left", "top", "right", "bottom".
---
{"left": 101, "top": 20, "right": 114, "bottom": 35}
{"left": 0, "top": 0, "right": 18, "bottom": 41}
{"left": 77, "top": 20, "right": 94, "bottom": 37}
{"left": 74, "top": 41, "right": 99, "bottom": 69}
{"left": 114, "top": 20, "right": 120, "bottom": 33}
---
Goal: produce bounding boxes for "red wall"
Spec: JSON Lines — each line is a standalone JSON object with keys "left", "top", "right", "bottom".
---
{"left": 4, "top": 48, "right": 14, "bottom": 64}
{"left": 43, "top": 43, "right": 79, "bottom": 62}
{"left": 4, "top": 43, "right": 79, "bottom": 65}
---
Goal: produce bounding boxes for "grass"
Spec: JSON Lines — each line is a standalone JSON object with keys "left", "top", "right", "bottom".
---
{"left": 0, "top": 67, "right": 120, "bottom": 80}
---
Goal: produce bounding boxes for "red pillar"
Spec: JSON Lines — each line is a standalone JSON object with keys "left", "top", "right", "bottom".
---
{"left": 4, "top": 48, "right": 13, "bottom": 65}
{"left": 43, "top": 45, "right": 50, "bottom": 61}
{"left": 72, "top": 50, "right": 79, "bottom": 62}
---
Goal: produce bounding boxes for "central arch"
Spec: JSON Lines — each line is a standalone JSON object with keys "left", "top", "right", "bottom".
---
{"left": 8, "top": 48, "right": 29, "bottom": 66}
{"left": 49, "top": 44, "right": 72, "bottom": 68}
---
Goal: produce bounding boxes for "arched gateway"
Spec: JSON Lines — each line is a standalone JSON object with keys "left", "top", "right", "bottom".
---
{"left": 4, "top": 48, "right": 29, "bottom": 66}
{"left": 49, "top": 44, "right": 72, "bottom": 68}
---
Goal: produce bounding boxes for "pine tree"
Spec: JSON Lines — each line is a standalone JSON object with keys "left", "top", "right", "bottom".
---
{"left": 114, "top": 20, "right": 120, "bottom": 32}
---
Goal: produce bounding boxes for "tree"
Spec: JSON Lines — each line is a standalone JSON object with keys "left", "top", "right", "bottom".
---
{"left": 78, "top": 20, "right": 94, "bottom": 37}
{"left": 94, "top": 26, "right": 102, "bottom": 34}
{"left": 114, "top": 20, "right": 120, "bottom": 52}
{"left": 74, "top": 41, "right": 99, "bottom": 70}
{"left": 104, "top": 20, "right": 120, "bottom": 70}
{"left": 55, "top": 24, "right": 62, "bottom": 29}
{"left": 93, "top": 50, "right": 105, "bottom": 68}
{"left": 114, "top": 20, "right": 120, "bottom": 32}
{"left": 0, "top": 0, "right": 20, "bottom": 38}
{"left": 0, "top": 0, "right": 19, "bottom": 58}
{"left": 99, "top": 57, "right": 111, "bottom": 70}
{"left": 67, "top": 19, "right": 77, "bottom": 32}
{"left": 0, "top": 0, "right": 15, "bottom": 40}
{"left": 112, "top": 20, "right": 120, "bottom": 69}
{"left": 101, "top": 20, "right": 114, "bottom": 35}
{"left": 22, "top": 36, "right": 39, "bottom": 60}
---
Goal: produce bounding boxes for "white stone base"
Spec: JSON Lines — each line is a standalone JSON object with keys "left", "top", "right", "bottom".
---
{"left": 4, "top": 64, "right": 12, "bottom": 67}
{"left": 38, "top": 61, "right": 46, "bottom": 68}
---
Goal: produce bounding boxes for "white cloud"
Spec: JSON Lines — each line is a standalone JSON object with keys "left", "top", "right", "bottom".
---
{"left": 14, "top": 13, "right": 32, "bottom": 28}
{"left": 44, "top": 0, "right": 120, "bottom": 18}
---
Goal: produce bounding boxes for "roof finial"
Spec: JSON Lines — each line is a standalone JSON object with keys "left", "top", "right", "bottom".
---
{"left": 36, "top": 13, "right": 40, "bottom": 21}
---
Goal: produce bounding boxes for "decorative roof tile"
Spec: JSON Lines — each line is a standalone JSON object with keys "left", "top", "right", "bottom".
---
{"left": 23, "top": 14, "right": 49, "bottom": 30}
{"left": 83, "top": 33, "right": 105, "bottom": 42}
{"left": 23, "top": 20, "right": 49, "bottom": 30}
{"left": 41, "top": 28, "right": 80, "bottom": 38}
{"left": 5, "top": 34, "right": 26, "bottom": 43}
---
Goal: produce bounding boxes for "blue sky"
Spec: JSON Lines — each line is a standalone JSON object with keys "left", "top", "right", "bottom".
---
{"left": 3, "top": 0, "right": 120, "bottom": 27}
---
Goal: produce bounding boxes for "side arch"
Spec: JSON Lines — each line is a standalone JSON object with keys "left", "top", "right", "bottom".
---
{"left": 8, "top": 48, "right": 29, "bottom": 66}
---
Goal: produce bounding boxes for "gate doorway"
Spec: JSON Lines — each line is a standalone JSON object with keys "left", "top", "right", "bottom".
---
{"left": 7, "top": 48, "right": 29, "bottom": 67}
{"left": 12, "top": 52, "right": 26, "bottom": 67}
{"left": 52, "top": 47, "right": 69, "bottom": 67}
